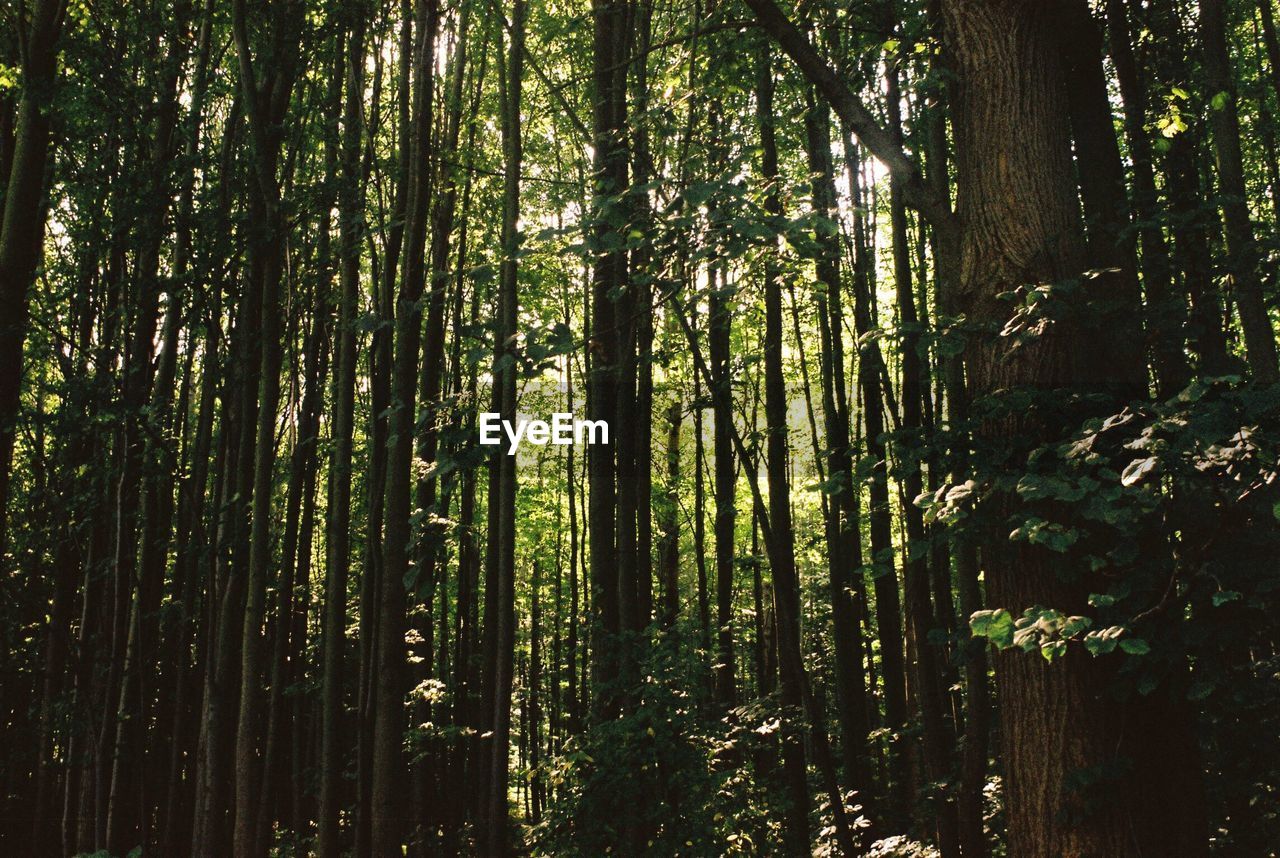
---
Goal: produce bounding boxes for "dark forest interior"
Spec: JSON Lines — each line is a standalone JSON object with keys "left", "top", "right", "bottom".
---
{"left": 1, "top": 0, "right": 1279, "bottom": 855}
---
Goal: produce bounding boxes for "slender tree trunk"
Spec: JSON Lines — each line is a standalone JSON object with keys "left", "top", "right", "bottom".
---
{"left": 375, "top": 0, "right": 439, "bottom": 850}
{"left": 0, "top": 0, "right": 65, "bottom": 556}
{"left": 1103, "top": 0, "right": 1191, "bottom": 394}
{"left": 231, "top": 1, "right": 304, "bottom": 852}
{"left": 660, "top": 401, "right": 682, "bottom": 626}
{"left": 1200, "top": 0, "right": 1279, "bottom": 382}
{"left": 1058, "top": 0, "right": 1148, "bottom": 382}
{"left": 884, "top": 41, "right": 960, "bottom": 854}
{"left": 847, "top": 133, "right": 910, "bottom": 821}
{"left": 802, "top": 86, "right": 871, "bottom": 804}
{"left": 588, "top": 0, "right": 629, "bottom": 720}
{"left": 693, "top": 370, "right": 711, "bottom": 663}
{"left": 480, "top": 3, "right": 524, "bottom": 851}
{"left": 318, "top": 5, "right": 367, "bottom": 855}
{"left": 755, "top": 44, "right": 809, "bottom": 854}
{"left": 710, "top": 265, "right": 736, "bottom": 707}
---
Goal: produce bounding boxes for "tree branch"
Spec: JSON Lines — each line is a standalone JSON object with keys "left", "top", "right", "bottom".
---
{"left": 743, "top": 0, "right": 955, "bottom": 232}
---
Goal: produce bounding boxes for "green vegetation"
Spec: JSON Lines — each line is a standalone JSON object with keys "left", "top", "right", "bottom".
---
{"left": 1, "top": 0, "right": 1279, "bottom": 855}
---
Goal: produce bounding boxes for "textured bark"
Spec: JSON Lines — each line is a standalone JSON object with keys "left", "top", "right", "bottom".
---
{"left": 942, "top": 3, "right": 1209, "bottom": 855}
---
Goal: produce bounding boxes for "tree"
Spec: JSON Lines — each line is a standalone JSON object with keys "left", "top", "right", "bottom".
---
{"left": 5, "top": 0, "right": 1280, "bottom": 855}
{"left": 0, "top": 0, "right": 67, "bottom": 560}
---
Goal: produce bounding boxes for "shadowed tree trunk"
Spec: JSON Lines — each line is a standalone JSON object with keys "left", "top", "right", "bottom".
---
{"left": 801, "top": 84, "right": 871, "bottom": 806}
{"left": 588, "top": 0, "right": 629, "bottom": 720}
{"left": 479, "top": 1, "right": 524, "bottom": 851}
{"left": 0, "top": 0, "right": 66, "bottom": 558}
{"left": 318, "top": 4, "right": 367, "bottom": 856}
{"left": 375, "top": 0, "right": 439, "bottom": 850}
{"left": 1199, "top": 0, "right": 1279, "bottom": 382}
{"left": 755, "top": 43, "right": 809, "bottom": 854}
{"left": 942, "top": 3, "right": 1210, "bottom": 855}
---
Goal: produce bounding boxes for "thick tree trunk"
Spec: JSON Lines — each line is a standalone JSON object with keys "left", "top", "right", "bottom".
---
{"left": 942, "top": 3, "right": 1209, "bottom": 855}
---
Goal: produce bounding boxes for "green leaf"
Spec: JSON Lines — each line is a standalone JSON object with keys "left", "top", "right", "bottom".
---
{"left": 1084, "top": 631, "right": 1119, "bottom": 656}
{"left": 1211, "top": 590, "right": 1241, "bottom": 607}
{"left": 1120, "top": 638, "right": 1151, "bottom": 655}
{"left": 1041, "top": 640, "right": 1067, "bottom": 663}
{"left": 1120, "top": 456, "right": 1158, "bottom": 487}
{"left": 1188, "top": 681, "right": 1214, "bottom": 701}
{"left": 970, "top": 609, "right": 1014, "bottom": 649}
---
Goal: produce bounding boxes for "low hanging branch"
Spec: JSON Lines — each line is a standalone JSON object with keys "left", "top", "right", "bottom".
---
{"left": 742, "top": 0, "right": 956, "bottom": 233}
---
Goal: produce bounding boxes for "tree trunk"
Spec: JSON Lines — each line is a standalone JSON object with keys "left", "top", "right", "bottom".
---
{"left": 756, "top": 44, "right": 809, "bottom": 855}
{"left": 710, "top": 264, "right": 736, "bottom": 707}
{"left": 0, "top": 0, "right": 65, "bottom": 556}
{"left": 318, "top": 5, "right": 367, "bottom": 855}
{"left": 942, "top": 3, "right": 1209, "bottom": 855}
{"left": 802, "top": 86, "right": 872, "bottom": 804}
{"left": 230, "top": 1, "right": 304, "bottom": 852}
{"left": 480, "top": 3, "right": 524, "bottom": 851}
{"left": 1103, "top": 0, "right": 1191, "bottom": 394}
{"left": 660, "top": 401, "right": 682, "bottom": 626}
{"left": 588, "top": 0, "right": 629, "bottom": 720}
{"left": 885, "top": 41, "right": 961, "bottom": 854}
{"left": 1200, "top": 0, "right": 1279, "bottom": 382}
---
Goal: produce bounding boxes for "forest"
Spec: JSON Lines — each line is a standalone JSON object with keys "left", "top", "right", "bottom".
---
{"left": 2, "top": 0, "right": 1280, "bottom": 854}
